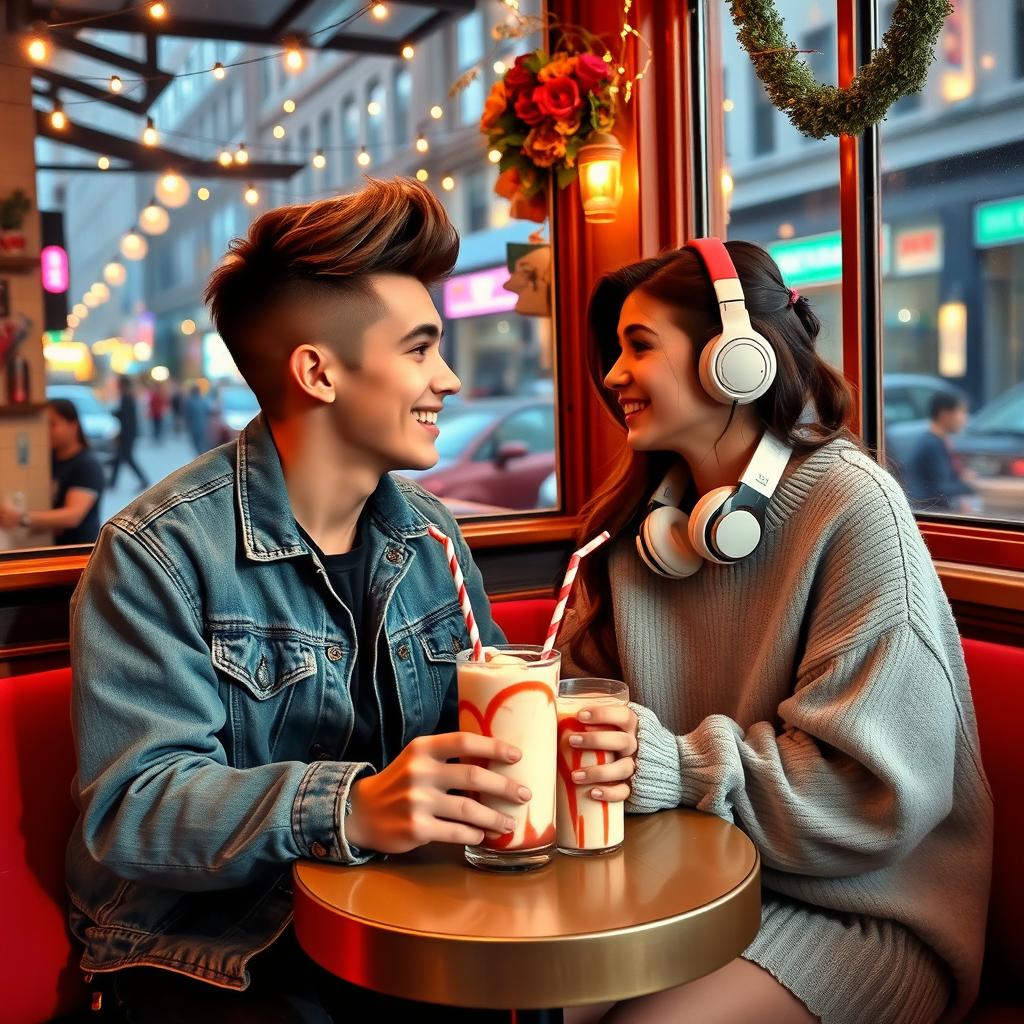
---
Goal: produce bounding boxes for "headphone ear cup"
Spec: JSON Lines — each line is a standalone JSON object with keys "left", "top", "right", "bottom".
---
{"left": 699, "top": 332, "right": 777, "bottom": 406}
{"left": 637, "top": 505, "right": 703, "bottom": 578}
{"left": 698, "top": 334, "right": 730, "bottom": 404}
{"left": 688, "top": 486, "right": 736, "bottom": 563}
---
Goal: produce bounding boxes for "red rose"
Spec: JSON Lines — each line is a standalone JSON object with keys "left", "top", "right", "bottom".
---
{"left": 534, "top": 77, "right": 582, "bottom": 121}
{"left": 514, "top": 89, "right": 546, "bottom": 126}
{"left": 504, "top": 55, "right": 536, "bottom": 96}
{"left": 575, "top": 53, "right": 610, "bottom": 91}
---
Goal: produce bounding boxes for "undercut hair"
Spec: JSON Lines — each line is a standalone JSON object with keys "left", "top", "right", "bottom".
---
{"left": 204, "top": 177, "right": 459, "bottom": 413}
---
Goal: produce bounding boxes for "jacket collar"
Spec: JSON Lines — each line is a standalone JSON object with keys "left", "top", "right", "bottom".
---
{"left": 235, "top": 414, "right": 430, "bottom": 562}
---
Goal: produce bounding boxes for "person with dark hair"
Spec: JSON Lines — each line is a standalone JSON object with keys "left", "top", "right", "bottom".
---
{"left": 108, "top": 375, "right": 149, "bottom": 489}
{"left": 901, "top": 389, "right": 977, "bottom": 512}
{"left": 66, "top": 179, "right": 516, "bottom": 1022}
{"left": 557, "top": 240, "right": 991, "bottom": 1024}
{"left": 0, "top": 397, "right": 106, "bottom": 544}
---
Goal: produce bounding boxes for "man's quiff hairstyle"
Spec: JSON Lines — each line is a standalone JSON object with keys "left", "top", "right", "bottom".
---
{"left": 204, "top": 177, "right": 459, "bottom": 412}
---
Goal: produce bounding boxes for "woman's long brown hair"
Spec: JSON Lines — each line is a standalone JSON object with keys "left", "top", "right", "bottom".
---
{"left": 567, "top": 241, "right": 858, "bottom": 676}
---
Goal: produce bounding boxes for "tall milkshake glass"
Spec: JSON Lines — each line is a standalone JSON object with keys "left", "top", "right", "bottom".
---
{"left": 456, "top": 645, "right": 560, "bottom": 871}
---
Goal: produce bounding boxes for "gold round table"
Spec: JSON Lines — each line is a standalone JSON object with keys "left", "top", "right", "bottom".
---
{"left": 293, "top": 808, "right": 760, "bottom": 1022}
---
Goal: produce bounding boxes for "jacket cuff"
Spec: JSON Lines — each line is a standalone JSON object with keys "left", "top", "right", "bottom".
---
{"left": 292, "top": 760, "right": 377, "bottom": 865}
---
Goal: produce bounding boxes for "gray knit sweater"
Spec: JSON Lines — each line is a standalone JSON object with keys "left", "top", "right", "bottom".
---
{"left": 559, "top": 439, "right": 993, "bottom": 1024}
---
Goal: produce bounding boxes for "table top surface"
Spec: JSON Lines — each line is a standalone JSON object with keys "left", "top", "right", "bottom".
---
{"left": 293, "top": 809, "right": 762, "bottom": 1009}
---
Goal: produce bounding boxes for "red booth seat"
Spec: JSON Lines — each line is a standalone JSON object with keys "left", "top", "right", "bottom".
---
{"left": 1, "top": 601, "right": 1020, "bottom": 1023}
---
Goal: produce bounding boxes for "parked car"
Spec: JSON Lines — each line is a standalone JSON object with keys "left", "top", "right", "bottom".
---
{"left": 209, "top": 383, "right": 260, "bottom": 444}
{"left": 45, "top": 383, "right": 119, "bottom": 457}
{"left": 399, "top": 397, "right": 555, "bottom": 510}
{"left": 952, "top": 382, "right": 1024, "bottom": 520}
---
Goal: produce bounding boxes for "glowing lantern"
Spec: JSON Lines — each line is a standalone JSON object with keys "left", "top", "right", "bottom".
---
{"left": 576, "top": 132, "right": 624, "bottom": 224}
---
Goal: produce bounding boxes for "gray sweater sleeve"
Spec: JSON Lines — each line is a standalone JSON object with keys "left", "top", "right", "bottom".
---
{"left": 627, "top": 622, "right": 959, "bottom": 876}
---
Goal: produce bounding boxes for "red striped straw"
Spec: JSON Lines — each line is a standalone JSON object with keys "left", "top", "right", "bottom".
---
{"left": 542, "top": 531, "right": 611, "bottom": 656}
{"left": 427, "top": 525, "right": 483, "bottom": 661}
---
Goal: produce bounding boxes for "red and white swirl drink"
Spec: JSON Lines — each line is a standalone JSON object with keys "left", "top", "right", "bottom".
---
{"left": 556, "top": 678, "right": 629, "bottom": 855}
{"left": 456, "top": 645, "right": 560, "bottom": 871}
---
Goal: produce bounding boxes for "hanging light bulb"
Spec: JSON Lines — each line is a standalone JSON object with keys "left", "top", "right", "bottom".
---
{"left": 367, "top": 100, "right": 382, "bottom": 116}
{"left": 371, "top": 3, "right": 389, "bottom": 19}
{"left": 120, "top": 230, "right": 148, "bottom": 260}
{"left": 155, "top": 171, "right": 190, "bottom": 208}
{"left": 282, "top": 99, "right": 296, "bottom": 113}
{"left": 83, "top": 292, "right": 99, "bottom": 308}
{"left": 272, "top": 124, "right": 286, "bottom": 139}
{"left": 109, "top": 74, "right": 123, "bottom": 93}
{"left": 73, "top": 303, "right": 88, "bottom": 319}
{"left": 50, "top": 101, "right": 67, "bottom": 131}
{"left": 415, "top": 168, "right": 428, "bottom": 182}
{"left": 488, "top": 148, "right": 502, "bottom": 163}
{"left": 212, "top": 62, "right": 226, "bottom": 80}
{"left": 235, "top": 143, "right": 249, "bottom": 165}
{"left": 244, "top": 184, "right": 260, "bottom": 206}
{"left": 104, "top": 261, "right": 127, "bottom": 286}
{"left": 284, "top": 42, "right": 304, "bottom": 72}
{"left": 90, "top": 282, "right": 111, "bottom": 303}
{"left": 218, "top": 148, "right": 234, "bottom": 166}
{"left": 415, "top": 134, "right": 429, "bottom": 153}
{"left": 26, "top": 33, "right": 48, "bottom": 63}
{"left": 97, "top": 155, "right": 111, "bottom": 170}
{"left": 149, "top": 2, "right": 167, "bottom": 19}
{"left": 142, "top": 117, "right": 159, "bottom": 146}
{"left": 441, "top": 175, "right": 455, "bottom": 191}
{"left": 429, "top": 105, "right": 443, "bottom": 120}
{"left": 197, "top": 187, "right": 211, "bottom": 201}
{"left": 356, "top": 146, "right": 371, "bottom": 168}
{"left": 67, "top": 314, "right": 80, "bottom": 329}
{"left": 312, "top": 148, "right": 326, "bottom": 169}
{"left": 139, "top": 201, "right": 170, "bottom": 236}
{"left": 401, "top": 44, "right": 415, "bottom": 60}
{"left": 577, "top": 131, "right": 624, "bottom": 224}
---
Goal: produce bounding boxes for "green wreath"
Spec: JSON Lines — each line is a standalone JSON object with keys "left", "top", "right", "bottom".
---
{"left": 728, "top": 0, "right": 952, "bottom": 139}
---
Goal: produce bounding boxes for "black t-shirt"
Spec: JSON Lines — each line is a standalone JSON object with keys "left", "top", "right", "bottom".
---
{"left": 297, "top": 515, "right": 381, "bottom": 769}
{"left": 52, "top": 448, "right": 105, "bottom": 545}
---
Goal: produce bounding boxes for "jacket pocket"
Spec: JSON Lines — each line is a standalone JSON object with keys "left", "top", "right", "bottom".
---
{"left": 415, "top": 603, "right": 468, "bottom": 707}
{"left": 210, "top": 631, "right": 317, "bottom": 700}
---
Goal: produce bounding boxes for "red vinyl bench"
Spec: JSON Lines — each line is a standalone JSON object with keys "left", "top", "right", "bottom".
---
{"left": 1, "top": 600, "right": 1020, "bottom": 1023}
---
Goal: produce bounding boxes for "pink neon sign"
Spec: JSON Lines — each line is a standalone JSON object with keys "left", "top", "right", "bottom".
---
{"left": 442, "top": 265, "right": 517, "bottom": 320}
{"left": 41, "top": 245, "right": 69, "bottom": 294}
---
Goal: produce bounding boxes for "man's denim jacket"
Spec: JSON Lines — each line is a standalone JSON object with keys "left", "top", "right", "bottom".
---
{"left": 66, "top": 415, "right": 503, "bottom": 989}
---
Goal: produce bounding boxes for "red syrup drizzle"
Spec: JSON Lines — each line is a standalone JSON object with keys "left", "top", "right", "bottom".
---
{"left": 458, "top": 679, "right": 556, "bottom": 851}
{"left": 557, "top": 716, "right": 615, "bottom": 848}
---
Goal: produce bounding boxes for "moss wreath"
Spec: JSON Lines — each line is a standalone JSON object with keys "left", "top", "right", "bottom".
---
{"left": 728, "top": 0, "right": 953, "bottom": 139}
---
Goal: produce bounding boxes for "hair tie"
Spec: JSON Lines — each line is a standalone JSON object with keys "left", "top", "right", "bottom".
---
{"left": 788, "top": 287, "right": 800, "bottom": 307}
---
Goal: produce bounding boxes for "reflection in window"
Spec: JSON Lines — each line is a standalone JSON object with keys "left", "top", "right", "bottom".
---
{"left": 881, "top": 1, "right": 1024, "bottom": 523}
{"left": 393, "top": 68, "right": 411, "bottom": 148}
{"left": 366, "top": 80, "right": 386, "bottom": 163}
{"left": 341, "top": 97, "right": 359, "bottom": 185}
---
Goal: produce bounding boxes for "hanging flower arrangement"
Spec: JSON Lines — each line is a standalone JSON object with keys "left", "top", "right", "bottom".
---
{"left": 481, "top": 50, "right": 616, "bottom": 223}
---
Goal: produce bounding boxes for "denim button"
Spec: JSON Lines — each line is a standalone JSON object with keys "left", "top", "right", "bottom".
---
{"left": 397, "top": 643, "right": 411, "bottom": 660}
{"left": 327, "top": 645, "right": 343, "bottom": 662}
{"left": 310, "top": 841, "right": 328, "bottom": 858}
{"left": 386, "top": 548, "right": 403, "bottom": 564}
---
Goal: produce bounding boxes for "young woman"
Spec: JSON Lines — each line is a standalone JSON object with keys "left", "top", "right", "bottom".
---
{"left": 558, "top": 239, "right": 992, "bottom": 1024}
{"left": 0, "top": 397, "right": 106, "bottom": 544}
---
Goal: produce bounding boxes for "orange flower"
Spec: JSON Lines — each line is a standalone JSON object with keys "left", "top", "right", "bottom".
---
{"left": 480, "top": 80, "right": 508, "bottom": 132}
{"left": 494, "top": 167, "right": 522, "bottom": 200}
{"left": 554, "top": 115, "right": 582, "bottom": 137}
{"left": 523, "top": 123, "right": 566, "bottom": 168}
{"left": 538, "top": 53, "right": 577, "bottom": 82}
{"left": 510, "top": 188, "right": 549, "bottom": 223}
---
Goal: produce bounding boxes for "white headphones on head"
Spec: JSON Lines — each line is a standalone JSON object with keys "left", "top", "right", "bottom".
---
{"left": 634, "top": 237, "right": 792, "bottom": 579}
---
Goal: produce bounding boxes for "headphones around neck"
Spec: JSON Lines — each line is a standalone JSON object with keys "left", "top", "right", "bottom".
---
{"left": 634, "top": 237, "right": 792, "bottom": 579}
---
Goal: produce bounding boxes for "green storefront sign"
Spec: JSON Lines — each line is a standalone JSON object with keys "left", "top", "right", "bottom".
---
{"left": 975, "top": 196, "right": 1024, "bottom": 248}
{"left": 768, "top": 227, "right": 890, "bottom": 289}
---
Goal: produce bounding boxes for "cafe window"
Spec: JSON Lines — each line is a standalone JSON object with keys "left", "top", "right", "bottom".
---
{"left": 751, "top": 78, "right": 775, "bottom": 156}
{"left": 2, "top": 1, "right": 558, "bottom": 557}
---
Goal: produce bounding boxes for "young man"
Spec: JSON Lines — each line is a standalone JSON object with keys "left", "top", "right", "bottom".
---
{"left": 903, "top": 389, "right": 977, "bottom": 512}
{"left": 68, "top": 179, "right": 526, "bottom": 1022}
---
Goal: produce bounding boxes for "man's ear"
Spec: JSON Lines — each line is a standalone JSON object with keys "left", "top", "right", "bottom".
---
{"left": 288, "top": 343, "right": 338, "bottom": 404}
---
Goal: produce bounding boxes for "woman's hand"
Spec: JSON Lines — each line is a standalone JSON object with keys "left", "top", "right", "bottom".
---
{"left": 344, "top": 732, "right": 532, "bottom": 855}
{"left": 0, "top": 503, "right": 21, "bottom": 529}
{"left": 568, "top": 703, "right": 639, "bottom": 804}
